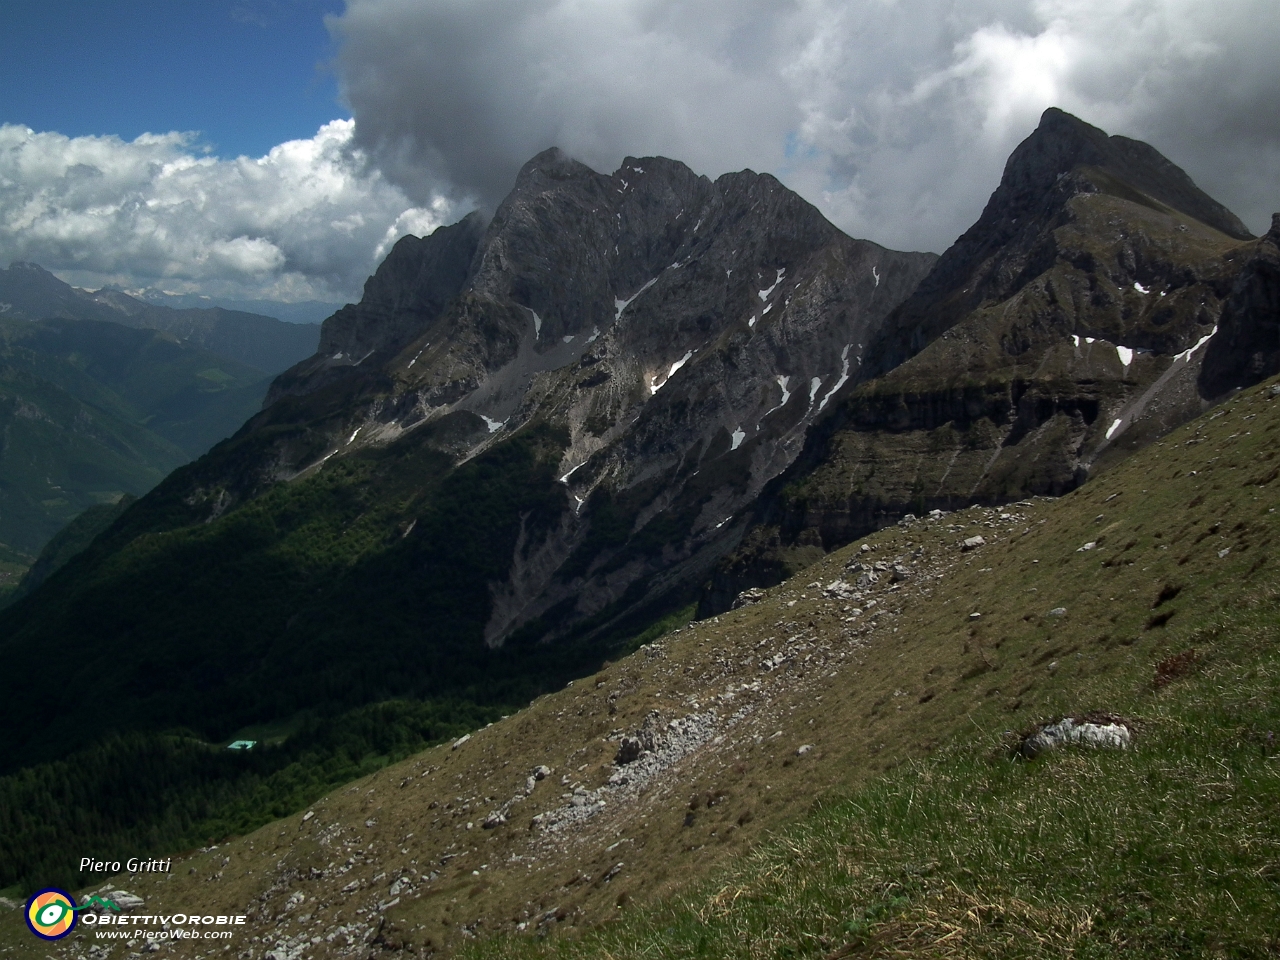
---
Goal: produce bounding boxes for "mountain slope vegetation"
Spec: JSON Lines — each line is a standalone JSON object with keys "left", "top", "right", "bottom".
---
{"left": 4, "top": 367, "right": 1277, "bottom": 960}
{"left": 0, "top": 110, "right": 1275, "bottom": 943}
{"left": 0, "top": 316, "right": 273, "bottom": 560}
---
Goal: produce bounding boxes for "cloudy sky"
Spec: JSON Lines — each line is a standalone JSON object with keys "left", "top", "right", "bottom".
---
{"left": 2, "top": 0, "right": 1277, "bottom": 303}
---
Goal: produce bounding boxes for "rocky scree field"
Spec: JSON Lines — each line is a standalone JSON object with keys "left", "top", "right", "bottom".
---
{"left": 6, "top": 371, "right": 1279, "bottom": 959}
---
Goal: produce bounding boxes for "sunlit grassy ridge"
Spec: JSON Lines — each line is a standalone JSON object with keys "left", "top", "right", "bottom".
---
{"left": 464, "top": 602, "right": 1280, "bottom": 958}
{"left": 456, "top": 379, "right": 1280, "bottom": 959}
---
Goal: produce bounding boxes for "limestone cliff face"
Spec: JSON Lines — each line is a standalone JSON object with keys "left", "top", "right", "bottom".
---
{"left": 161, "top": 150, "right": 936, "bottom": 646}
{"left": 1199, "top": 214, "right": 1280, "bottom": 398}
{"left": 702, "top": 109, "right": 1276, "bottom": 613}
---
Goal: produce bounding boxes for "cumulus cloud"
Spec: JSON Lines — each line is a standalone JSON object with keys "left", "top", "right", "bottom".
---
{"left": 4, "top": 1, "right": 1275, "bottom": 303}
{"left": 331, "top": 0, "right": 1280, "bottom": 252}
{"left": 0, "top": 119, "right": 452, "bottom": 300}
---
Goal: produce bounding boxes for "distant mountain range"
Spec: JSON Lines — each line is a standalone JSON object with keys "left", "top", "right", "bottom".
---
{"left": 0, "top": 262, "right": 321, "bottom": 373}
{"left": 0, "top": 107, "right": 1275, "bottom": 786}
{"left": 0, "top": 316, "right": 271, "bottom": 563}
{"left": 0, "top": 263, "right": 325, "bottom": 567}
{"left": 130, "top": 289, "right": 344, "bottom": 326}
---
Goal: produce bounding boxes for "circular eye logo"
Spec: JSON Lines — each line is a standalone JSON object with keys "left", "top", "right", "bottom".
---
{"left": 25, "top": 889, "right": 79, "bottom": 940}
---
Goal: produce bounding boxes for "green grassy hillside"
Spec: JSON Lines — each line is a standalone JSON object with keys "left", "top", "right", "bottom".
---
{"left": 2, "top": 374, "right": 1275, "bottom": 960}
{"left": 0, "top": 420, "right": 611, "bottom": 774}
{"left": 0, "top": 318, "right": 272, "bottom": 559}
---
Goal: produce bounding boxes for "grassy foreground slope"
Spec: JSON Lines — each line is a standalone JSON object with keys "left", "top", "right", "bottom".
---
{"left": 3, "top": 375, "right": 1278, "bottom": 959}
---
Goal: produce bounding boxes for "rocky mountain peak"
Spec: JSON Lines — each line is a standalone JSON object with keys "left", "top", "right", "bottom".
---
{"left": 867, "top": 108, "right": 1256, "bottom": 375}
{"left": 267, "top": 212, "right": 485, "bottom": 402}
{"left": 512, "top": 146, "right": 599, "bottom": 185}
{"left": 1002, "top": 108, "right": 1251, "bottom": 240}
{"left": 171, "top": 149, "right": 937, "bottom": 651}
{"left": 8, "top": 260, "right": 54, "bottom": 275}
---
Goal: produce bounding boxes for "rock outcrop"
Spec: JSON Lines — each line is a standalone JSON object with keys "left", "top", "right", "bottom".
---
{"left": 702, "top": 109, "right": 1275, "bottom": 612}
{"left": 108, "top": 150, "right": 937, "bottom": 649}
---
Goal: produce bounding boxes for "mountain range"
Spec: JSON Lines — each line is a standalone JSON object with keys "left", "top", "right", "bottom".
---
{"left": 0, "top": 109, "right": 1275, "bottom": 909}
{"left": 706, "top": 108, "right": 1279, "bottom": 606}
{"left": 130, "top": 290, "right": 344, "bottom": 326}
{"left": 0, "top": 262, "right": 321, "bottom": 373}
{"left": 0, "top": 265, "right": 324, "bottom": 572}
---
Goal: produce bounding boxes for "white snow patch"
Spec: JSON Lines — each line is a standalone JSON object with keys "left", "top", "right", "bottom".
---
{"left": 585, "top": 327, "right": 600, "bottom": 344}
{"left": 758, "top": 267, "right": 785, "bottom": 302}
{"left": 817, "top": 346, "right": 853, "bottom": 412}
{"left": 694, "top": 218, "right": 703, "bottom": 232}
{"left": 762, "top": 303, "right": 773, "bottom": 315}
{"left": 871, "top": 265, "right": 880, "bottom": 287}
{"left": 1175, "top": 325, "right": 1218, "bottom": 362}
{"left": 668, "top": 350, "right": 693, "bottom": 379}
{"left": 714, "top": 516, "right": 734, "bottom": 529}
{"left": 406, "top": 344, "right": 428, "bottom": 369}
{"left": 649, "top": 350, "right": 693, "bottom": 395}
{"left": 725, "top": 268, "right": 732, "bottom": 278}
{"left": 529, "top": 310, "right": 543, "bottom": 338}
{"left": 480, "top": 415, "right": 505, "bottom": 433}
{"left": 562, "top": 335, "right": 574, "bottom": 343}
{"left": 808, "top": 377, "right": 822, "bottom": 405}
{"left": 347, "top": 426, "right": 361, "bottom": 445}
{"left": 758, "top": 376, "right": 792, "bottom": 427}
{"left": 1133, "top": 281, "right": 1149, "bottom": 294}
{"left": 730, "top": 427, "right": 746, "bottom": 451}
{"left": 1075, "top": 335, "right": 1136, "bottom": 368}
{"left": 615, "top": 278, "right": 657, "bottom": 321}
{"left": 632, "top": 166, "right": 643, "bottom": 174}
{"left": 332, "top": 352, "right": 343, "bottom": 360}
{"left": 1106, "top": 418, "right": 1123, "bottom": 440}
{"left": 559, "top": 461, "right": 586, "bottom": 484}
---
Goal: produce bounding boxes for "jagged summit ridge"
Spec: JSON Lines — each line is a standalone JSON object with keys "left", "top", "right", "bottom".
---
{"left": 707, "top": 110, "right": 1274, "bottom": 612}
{"left": 869, "top": 107, "right": 1256, "bottom": 374}
{"left": 262, "top": 150, "right": 935, "bottom": 517}
{"left": 998, "top": 108, "right": 1251, "bottom": 241}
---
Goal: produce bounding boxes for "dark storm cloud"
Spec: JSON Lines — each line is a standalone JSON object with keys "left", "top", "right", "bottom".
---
{"left": 330, "top": 0, "right": 800, "bottom": 211}
{"left": 330, "top": 0, "right": 1280, "bottom": 253}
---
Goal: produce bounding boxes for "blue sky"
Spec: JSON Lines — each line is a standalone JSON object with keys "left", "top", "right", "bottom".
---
{"left": 1, "top": 0, "right": 347, "bottom": 159}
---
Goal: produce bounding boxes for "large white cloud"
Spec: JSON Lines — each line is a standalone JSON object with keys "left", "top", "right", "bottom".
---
{"left": 3, "top": 1, "right": 1275, "bottom": 304}
{"left": 331, "top": 0, "right": 1280, "bottom": 252}
{"left": 0, "top": 119, "right": 452, "bottom": 300}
